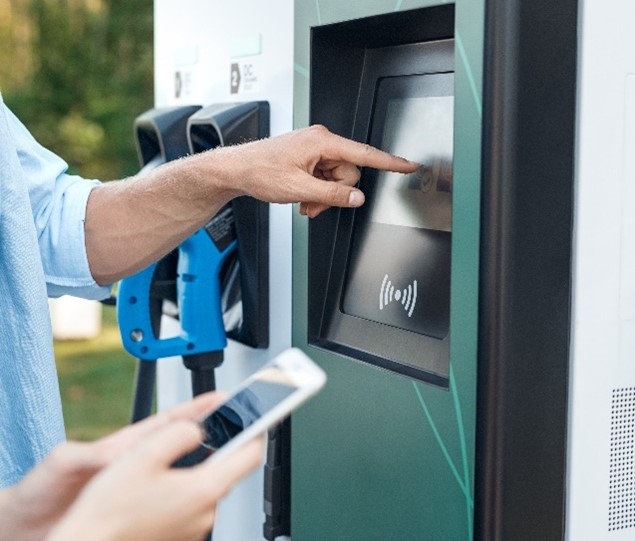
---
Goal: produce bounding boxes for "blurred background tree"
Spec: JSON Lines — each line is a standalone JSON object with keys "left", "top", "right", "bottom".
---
{"left": 0, "top": 0, "right": 154, "bottom": 439}
{"left": 0, "top": 0, "right": 154, "bottom": 179}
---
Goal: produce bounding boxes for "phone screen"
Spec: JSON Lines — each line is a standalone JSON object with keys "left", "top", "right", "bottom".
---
{"left": 198, "top": 364, "right": 299, "bottom": 452}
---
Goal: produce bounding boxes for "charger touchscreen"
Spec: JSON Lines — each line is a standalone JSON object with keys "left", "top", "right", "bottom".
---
{"left": 341, "top": 73, "right": 453, "bottom": 340}
{"left": 199, "top": 364, "right": 298, "bottom": 451}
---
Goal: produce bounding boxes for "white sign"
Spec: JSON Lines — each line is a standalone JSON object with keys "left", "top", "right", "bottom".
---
{"left": 230, "top": 59, "right": 260, "bottom": 94}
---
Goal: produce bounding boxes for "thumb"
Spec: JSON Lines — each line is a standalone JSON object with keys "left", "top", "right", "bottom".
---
{"left": 299, "top": 172, "right": 365, "bottom": 209}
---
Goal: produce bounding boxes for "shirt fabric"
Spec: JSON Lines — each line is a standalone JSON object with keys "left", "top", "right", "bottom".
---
{"left": 0, "top": 93, "right": 110, "bottom": 487}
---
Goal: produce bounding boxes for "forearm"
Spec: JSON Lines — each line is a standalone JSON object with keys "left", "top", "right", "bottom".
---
{"left": 84, "top": 126, "right": 417, "bottom": 285}
{"left": 85, "top": 150, "right": 239, "bottom": 285}
{"left": 0, "top": 487, "right": 15, "bottom": 535}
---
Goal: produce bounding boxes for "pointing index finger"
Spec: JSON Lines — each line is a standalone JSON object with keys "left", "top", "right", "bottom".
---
{"left": 324, "top": 132, "right": 418, "bottom": 173}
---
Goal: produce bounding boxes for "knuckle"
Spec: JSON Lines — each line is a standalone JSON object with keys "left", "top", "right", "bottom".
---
{"left": 307, "top": 124, "right": 330, "bottom": 142}
{"left": 47, "top": 442, "right": 80, "bottom": 472}
{"left": 310, "top": 124, "right": 329, "bottom": 135}
{"left": 333, "top": 163, "right": 359, "bottom": 184}
{"left": 325, "top": 182, "right": 345, "bottom": 204}
{"left": 173, "top": 420, "right": 201, "bottom": 439}
{"left": 47, "top": 444, "right": 69, "bottom": 465}
{"left": 362, "top": 143, "right": 375, "bottom": 155}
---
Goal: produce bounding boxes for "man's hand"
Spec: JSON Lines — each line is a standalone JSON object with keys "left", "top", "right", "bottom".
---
{"left": 202, "top": 124, "right": 418, "bottom": 218}
{"left": 0, "top": 394, "right": 224, "bottom": 541}
{"left": 85, "top": 125, "right": 417, "bottom": 284}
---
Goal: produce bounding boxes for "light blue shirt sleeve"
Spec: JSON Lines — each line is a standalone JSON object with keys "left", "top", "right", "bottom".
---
{"left": 5, "top": 106, "right": 112, "bottom": 300}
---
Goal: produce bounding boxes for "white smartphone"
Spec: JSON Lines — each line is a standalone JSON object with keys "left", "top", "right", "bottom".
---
{"left": 197, "top": 348, "right": 326, "bottom": 463}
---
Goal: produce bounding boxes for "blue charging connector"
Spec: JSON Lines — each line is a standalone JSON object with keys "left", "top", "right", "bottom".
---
{"left": 118, "top": 214, "right": 236, "bottom": 361}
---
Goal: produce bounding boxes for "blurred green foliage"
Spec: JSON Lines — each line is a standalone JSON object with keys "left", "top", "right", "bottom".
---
{"left": 0, "top": 0, "right": 154, "bottom": 439}
{"left": 54, "top": 306, "right": 136, "bottom": 441}
{"left": 0, "top": 0, "right": 154, "bottom": 179}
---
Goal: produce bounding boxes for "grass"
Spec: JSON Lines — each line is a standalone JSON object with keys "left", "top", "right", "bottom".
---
{"left": 54, "top": 305, "right": 137, "bottom": 441}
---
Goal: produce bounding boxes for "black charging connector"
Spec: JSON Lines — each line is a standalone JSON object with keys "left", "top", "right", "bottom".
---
{"left": 263, "top": 418, "right": 291, "bottom": 541}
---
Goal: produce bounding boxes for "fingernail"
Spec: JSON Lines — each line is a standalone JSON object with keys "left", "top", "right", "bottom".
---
{"left": 349, "top": 190, "right": 365, "bottom": 207}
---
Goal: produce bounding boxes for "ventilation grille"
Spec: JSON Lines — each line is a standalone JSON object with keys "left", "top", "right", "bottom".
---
{"left": 609, "top": 387, "right": 635, "bottom": 532}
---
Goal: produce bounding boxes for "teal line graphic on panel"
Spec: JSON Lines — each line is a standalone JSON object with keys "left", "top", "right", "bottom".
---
{"left": 294, "top": 63, "right": 310, "bottom": 79}
{"left": 450, "top": 365, "right": 474, "bottom": 540}
{"left": 292, "top": 0, "right": 483, "bottom": 537}
{"left": 412, "top": 381, "right": 474, "bottom": 508}
{"left": 457, "top": 30, "right": 482, "bottom": 117}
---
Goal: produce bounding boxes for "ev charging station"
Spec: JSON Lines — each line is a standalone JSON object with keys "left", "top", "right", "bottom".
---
{"left": 150, "top": 2, "right": 294, "bottom": 540}
{"left": 145, "top": 0, "right": 635, "bottom": 540}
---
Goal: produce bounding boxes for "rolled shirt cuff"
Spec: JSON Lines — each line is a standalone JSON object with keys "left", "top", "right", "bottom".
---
{"left": 40, "top": 175, "right": 113, "bottom": 300}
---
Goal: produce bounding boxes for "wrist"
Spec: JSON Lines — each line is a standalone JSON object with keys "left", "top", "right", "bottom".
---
{"left": 187, "top": 147, "right": 245, "bottom": 203}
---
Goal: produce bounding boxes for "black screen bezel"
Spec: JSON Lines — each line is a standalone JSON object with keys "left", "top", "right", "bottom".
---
{"left": 340, "top": 74, "right": 453, "bottom": 339}
{"left": 311, "top": 40, "right": 455, "bottom": 387}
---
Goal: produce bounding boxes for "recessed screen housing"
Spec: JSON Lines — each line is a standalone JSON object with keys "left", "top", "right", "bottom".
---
{"left": 311, "top": 39, "right": 454, "bottom": 386}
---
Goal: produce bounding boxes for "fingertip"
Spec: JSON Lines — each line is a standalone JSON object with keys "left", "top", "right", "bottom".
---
{"left": 232, "top": 434, "right": 266, "bottom": 471}
{"left": 388, "top": 156, "right": 419, "bottom": 173}
{"left": 403, "top": 159, "right": 420, "bottom": 172}
{"left": 348, "top": 190, "right": 365, "bottom": 208}
{"left": 246, "top": 434, "right": 267, "bottom": 468}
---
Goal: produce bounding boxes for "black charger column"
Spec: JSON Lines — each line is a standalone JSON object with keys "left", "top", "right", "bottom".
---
{"left": 129, "top": 105, "right": 201, "bottom": 423}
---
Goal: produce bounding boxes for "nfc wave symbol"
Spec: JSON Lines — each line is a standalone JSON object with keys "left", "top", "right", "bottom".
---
{"left": 379, "top": 274, "right": 418, "bottom": 318}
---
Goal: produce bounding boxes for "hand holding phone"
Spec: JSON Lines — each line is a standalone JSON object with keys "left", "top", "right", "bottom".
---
{"left": 197, "top": 348, "right": 326, "bottom": 463}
